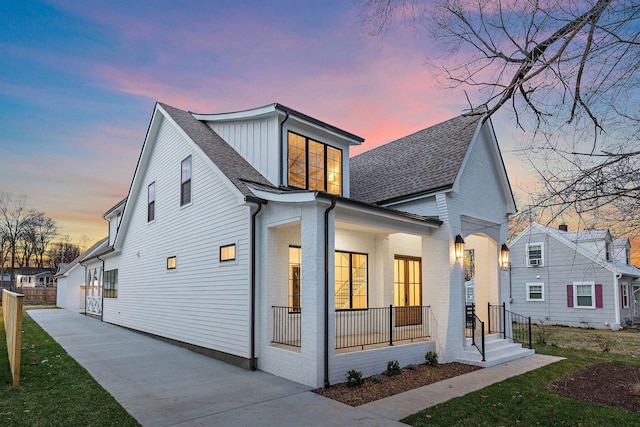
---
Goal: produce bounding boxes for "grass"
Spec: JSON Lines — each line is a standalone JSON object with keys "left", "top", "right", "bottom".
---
{"left": 0, "top": 308, "right": 139, "bottom": 427}
{"left": 403, "top": 326, "right": 640, "bottom": 427}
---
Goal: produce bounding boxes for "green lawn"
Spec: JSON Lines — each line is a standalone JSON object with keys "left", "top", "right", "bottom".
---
{"left": 0, "top": 308, "right": 139, "bottom": 427}
{"left": 403, "top": 327, "right": 640, "bottom": 427}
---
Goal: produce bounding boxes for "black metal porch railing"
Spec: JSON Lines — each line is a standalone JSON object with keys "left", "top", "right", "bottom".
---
{"left": 465, "top": 304, "right": 485, "bottom": 361}
{"left": 272, "top": 306, "right": 301, "bottom": 347}
{"left": 271, "top": 305, "right": 432, "bottom": 350}
{"left": 488, "top": 302, "right": 532, "bottom": 349}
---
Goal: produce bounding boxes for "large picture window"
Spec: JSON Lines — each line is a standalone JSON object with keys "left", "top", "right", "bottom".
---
{"left": 289, "top": 246, "right": 301, "bottom": 311}
{"left": 335, "top": 251, "right": 368, "bottom": 310}
{"left": 181, "top": 155, "right": 192, "bottom": 206}
{"left": 287, "top": 131, "right": 342, "bottom": 195}
{"left": 103, "top": 269, "right": 118, "bottom": 298}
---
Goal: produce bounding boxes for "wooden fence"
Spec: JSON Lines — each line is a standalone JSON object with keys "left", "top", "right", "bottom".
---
{"left": 0, "top": 287, "right": 57, "bottom": 305}
{"left": 2, "top": 289, "right": 24, "bottom": 387}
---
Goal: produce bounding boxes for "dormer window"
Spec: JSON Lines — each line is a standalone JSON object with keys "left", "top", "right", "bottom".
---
{"left": 287, "top": 131, "right": 342, "bottom": 195}
{"left": 605, "top": 242, "right": 611, "bottom": 261}
{"left": 526, "top": 242, "right": 544, "bottom": 267}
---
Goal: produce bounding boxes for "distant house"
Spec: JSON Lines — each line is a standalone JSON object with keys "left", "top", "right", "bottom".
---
{"left": 71, "top": 101, "right": 533, "bottom": 387}
{"left": 509, "top": 222, "right": 640, "bottom": 329}
{"left": 13, "top": 268, "right": 56, "bottom": 288}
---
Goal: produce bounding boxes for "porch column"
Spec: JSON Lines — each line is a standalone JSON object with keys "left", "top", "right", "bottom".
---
{"left": 299, "top": 201, "right": 334, "bottom": 387}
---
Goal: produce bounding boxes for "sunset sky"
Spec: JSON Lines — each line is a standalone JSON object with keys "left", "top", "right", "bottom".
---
{"left": 1, "top": 0, "right": 536, "bottom": 246}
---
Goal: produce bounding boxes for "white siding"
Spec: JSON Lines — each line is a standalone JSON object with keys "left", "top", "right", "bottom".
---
{"left": 56, "top": 265, "right": 86, "bottom": 312}
{"left": 103, "top": 117, "right": 253, "bottom": 359}
{"left": 209, "top": 118, "right": 280, "bottom": 185}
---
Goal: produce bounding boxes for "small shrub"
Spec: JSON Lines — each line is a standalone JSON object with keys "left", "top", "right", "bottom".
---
{"left": 386, "top": 360, "right": 401, "bottom": 377}
{"left": 345, "top": 369, "right": 364, "bottom": 388}
{"left": 371, "top": 374, "right": 383, "bottom": 383}
{"left": 425, "top": 351, "right": 438, "bottom": 366}
{"left": 406, "top": 363, "right": 418, "bottom": 371}
{"left": 535, "top": 320, "right": 552, "bottom": 345}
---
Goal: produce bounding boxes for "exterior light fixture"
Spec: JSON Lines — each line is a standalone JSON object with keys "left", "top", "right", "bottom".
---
{"left": 500, "top": 243, "right": 510, "bottom": 270}
{"left": 455, "top": 234, "right": 465, "bottom": 259}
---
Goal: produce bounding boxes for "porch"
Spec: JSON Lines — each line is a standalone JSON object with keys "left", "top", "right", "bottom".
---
{"left": 272, "top": 305, "right": 432, "bottom": 353}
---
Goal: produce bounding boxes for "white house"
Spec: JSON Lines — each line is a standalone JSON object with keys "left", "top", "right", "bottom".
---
{"left": 509, "top": 222, "right": 640, "bottom": 330}
{"left": 74, "top": 101, "right": 531, "bottom": 387}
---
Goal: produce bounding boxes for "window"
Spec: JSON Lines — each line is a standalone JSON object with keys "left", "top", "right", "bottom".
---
{"left": 605, "top": 242, "right": 611, "bottom": 261}
{"left": 335, "top": 251, "right": 368, "bottom": 310}
{"left": 167, "top": 256, "right": 177, "bottom": 270}
{"left": 289, "top": 246, "right": 301, "bottom": 311}
{"left": 567, "top": 282, "right": 603, "bottom": 309}
{"left": 626, "top": 247, "right": 631, "bottom": 265}
{"left": 621, "top": 283, "right": 630, "bottom": 308}
{"left": 526, "top": 282, "right": 544, "bottom": 301}
{"left": 220, "top": 244, "right": 236, "bottom": 262}
{"left": 147, "top": 182, "right": 155, "bottom": 222}
{"left": 103, "top": 269, "right": 118, "bottom": 298}
{"left": 181, "top": 155, "right": 192, "bottom": 206}
{"left": 526, "top": 242, "right": 544, "bottom": 267}
{"left": 287, "top": 131, "right": 342, "bottom": 195}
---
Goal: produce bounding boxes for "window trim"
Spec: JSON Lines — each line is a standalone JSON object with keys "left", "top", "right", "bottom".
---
{"left": 103, "top": 269, "right": 118, "bottom": 299}
{"left": 621, "top": 283, "right": 630, "bottom": 309}
{"left": 335, "top": 250, "right": 369, "bottom": 310}
{"left": 181, "top": 155, "right": 192, "bottom": 206}
{"left": 167, "top": 256, "right": 177, "bottom": 270}
{"left": 288, "top": 245, "right": 301, "bottom": 313}
{"left": 526, "top": 282, "right": 545, "bottom": 301}
{"left": 525, "top": 242, "right": 544, "bottom": 267}
{"left": 147, "top": 181, "right": 156, "bottom": 223}
{"left": 574, "top": 281, "right": 595, "bottom": 309}
{"left": 287, "top": 131, "right": 343, "bottom": 195}
{"left": 219, "top": 243, "right": 237, "bottom": 262}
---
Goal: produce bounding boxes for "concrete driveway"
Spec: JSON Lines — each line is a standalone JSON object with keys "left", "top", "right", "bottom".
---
{"left": 28, "top": 309, "right": 404, "bottom": 426}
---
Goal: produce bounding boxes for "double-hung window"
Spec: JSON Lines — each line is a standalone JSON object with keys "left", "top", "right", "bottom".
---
{"left": 526, "top": 282, "right": 544, "bottom": 301}
{"left": 103, "top": 269, "right": 118, "bottom": 298}
{"left": 287, "top": 131, "right": 342, "bottom": 195}
{"left": 526, "top": 242, "right": 543, "bottom": 267}
{"left": 334, "top": 251, "right": 368, "bottom": 310}
{"left": 148, "top": 182, "right": 155, "bottom": 222}
{"left": 181, "top": 155, "right": 192, "bottom": 206}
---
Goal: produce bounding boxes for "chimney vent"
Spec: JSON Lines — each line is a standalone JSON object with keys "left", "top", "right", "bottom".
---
{"left": 559, "top": 224, "right": 568, "bottom": 232}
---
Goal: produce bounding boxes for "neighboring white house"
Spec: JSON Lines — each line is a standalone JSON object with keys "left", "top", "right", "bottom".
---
{"left": 509, "top": 222, "right": 640, "bottom": 330}
{"left": 71, "top": 101, "right": 528, "bottom": 387}
{"left": 14, "top": 268, "right": 56, "bottom": 288}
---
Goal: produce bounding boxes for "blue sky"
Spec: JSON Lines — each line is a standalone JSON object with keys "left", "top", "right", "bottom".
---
{"left": 0, "top": 0, "right": 529, "bottom": 244}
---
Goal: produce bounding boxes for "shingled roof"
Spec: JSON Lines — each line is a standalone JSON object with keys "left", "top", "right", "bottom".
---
{"left": 350, "top": 111, "right": 485, "bottom": 205}
{"left": 159, "top": 103, "right": 273, "bottom": 200}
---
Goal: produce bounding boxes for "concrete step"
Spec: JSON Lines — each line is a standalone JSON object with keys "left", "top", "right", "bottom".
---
{"left": 457, "top": 335, "right": 535, "bottom": 368}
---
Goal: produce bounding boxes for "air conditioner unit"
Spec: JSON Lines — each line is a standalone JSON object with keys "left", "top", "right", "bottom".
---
{"left": 529, "top": 259, "right": 541, "bottom": 266}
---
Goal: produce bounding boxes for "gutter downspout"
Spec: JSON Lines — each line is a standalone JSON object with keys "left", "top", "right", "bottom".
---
{"left": 82, "top": 264, "right": 87, "bottom": 316}
{"left": 250, "top": 200, "right": 264, "bottom": 371}
{"left": 279, "top": 111, "right": 290, "bottom": 187}
{"left": 97, "top": 255, "right": 105, "bottom": 322}
{"left": 324, "top": 199, "right": 336, "bottom": 388}
{"left": 614, "top": 272, "right": 622, "bottom": 328}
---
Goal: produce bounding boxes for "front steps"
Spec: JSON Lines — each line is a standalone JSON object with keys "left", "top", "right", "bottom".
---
{"left": 456, "top": 334, "right": 535, "bottom": 368}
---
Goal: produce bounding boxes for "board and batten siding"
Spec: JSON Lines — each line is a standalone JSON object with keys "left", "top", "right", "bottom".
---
{"left": 209, "top": 119, "right": 279, "bottom": 186}
{"left": 509, "top": 230, "right": 616, "bottom": 328}
{"left": 102, "top": 117, "right": 253, "bottom": 358}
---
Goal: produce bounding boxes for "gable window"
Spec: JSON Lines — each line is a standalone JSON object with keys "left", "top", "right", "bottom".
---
{"left": 148, "top": 182, "right": 155, "bottom": 222}
{"left": 289, "top": 246, "right": 301, "bottom": 311}
{"left": 167, "top": 256, "right": 177, "bottom": 270}
{"left": 526, "top": 282, "right": 544, "bottom": 301}
{"left": 526, "top": 242, "right": 544, "bottom": 267}
{"left": 335, "top": 251, "right": 368, "bottom": 310}
{"left": 181, "top": 155, "right": 192, "bottom": 206}
{"left": 605, "top": 242, "right": 611, "bottom": 261}
{"left": 103, "top": 269, "right": 118, "bottom": 298}
{"left": 287, "top": 131, "right": 342, "bottom": 195}
{"left": 220, "top": 244, "right": 236, "bottom": 262}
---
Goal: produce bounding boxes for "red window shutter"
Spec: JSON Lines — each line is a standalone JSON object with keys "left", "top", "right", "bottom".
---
{"left": 566, "top": 285, "right": 574, "bottom": 307}
{"left": 595, "top": 284, "right": 603, "bottom": 308}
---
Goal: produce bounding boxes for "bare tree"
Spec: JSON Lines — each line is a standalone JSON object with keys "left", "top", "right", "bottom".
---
{"left": 25, "top": 211, "right": 59, "bottom": 268}
{"left": 360, "top": 0, "right": 640, "bottom": 237}
{"left": 46, "top": 236, "right": 80, "bottom": 270}
{"left": 0, "top": 193, "right": 36, "bottom": 286}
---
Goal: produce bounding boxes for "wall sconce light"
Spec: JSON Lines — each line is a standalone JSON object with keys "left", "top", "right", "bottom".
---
{"left": 455, "top": 234, "right": 465, "bottom": 259}
{"left": 500, "top": 243, "right": 510, "bottom": 270}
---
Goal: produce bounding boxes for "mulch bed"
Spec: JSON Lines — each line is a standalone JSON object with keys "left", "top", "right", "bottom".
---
{"left": 550, "top": 362, "right": 640, "bottom": 413}
{"left": 313, "top": 362, "right": 481, "bottom": 406}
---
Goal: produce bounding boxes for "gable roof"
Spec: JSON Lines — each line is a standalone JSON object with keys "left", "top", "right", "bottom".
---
{"left": 54, "top": 237, "right": 108, "bottom": 278}
{"left": 159, "top": 103, "right": 272, "bottom": 200}
{"left": 349, "top": 110, "right": 485, "bottom": 205}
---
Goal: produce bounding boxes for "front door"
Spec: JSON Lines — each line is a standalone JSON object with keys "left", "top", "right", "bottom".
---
{"left": 394, "top": 255, "right": 422, "bottom": 326}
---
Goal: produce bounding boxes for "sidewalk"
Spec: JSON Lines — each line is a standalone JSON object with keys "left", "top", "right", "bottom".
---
{"left": 28, "top": 309, "right": 562, "bottom": 426}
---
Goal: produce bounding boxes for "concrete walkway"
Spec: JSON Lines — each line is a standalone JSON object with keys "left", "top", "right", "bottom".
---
{"left": 28, "top": 309, "right": 562, "bottom": 426}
